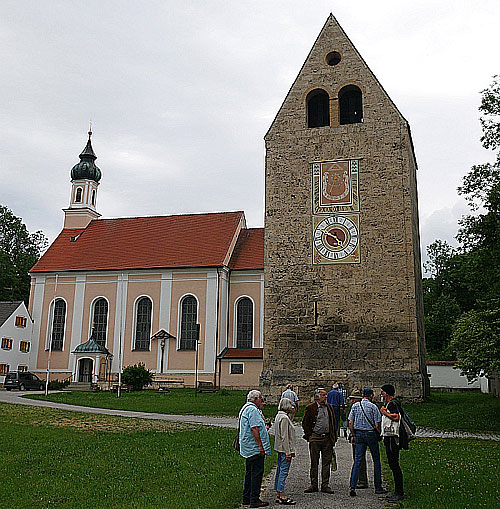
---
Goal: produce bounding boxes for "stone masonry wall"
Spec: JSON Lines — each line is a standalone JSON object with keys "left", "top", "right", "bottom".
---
{"left": 261, "top": 15, "right": 428, "bottom": 402}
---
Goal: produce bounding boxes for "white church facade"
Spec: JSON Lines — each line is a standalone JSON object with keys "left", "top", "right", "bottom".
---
{"left": 29, "top": 133, "right": 264, "bottom": 388}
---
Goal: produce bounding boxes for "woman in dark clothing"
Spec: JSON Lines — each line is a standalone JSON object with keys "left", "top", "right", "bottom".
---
{"left": 380, "top": 384, "right": 406, "bottom": 503}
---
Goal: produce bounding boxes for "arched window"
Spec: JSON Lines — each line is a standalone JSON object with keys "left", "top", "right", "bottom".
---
{"left": 339, "top": 85, "right": 363, "bottom": 125}
{"left": 180, "top": 296, "right": 197, "bottom": 350}
{"left": 92, "top": 298, "right": 108, "bottom": 347}
{"left": 134, "top": 297, "right": 152, "bottom": 351}
{"left": 307, "top": 89, "right": 330, "bottom": 128}
{"left": 75, "top": 188, "right": 82, "bottom": 203}
{"left": 51, "top": 299, "right": 66, "bottom": 351}
{"left": 91, "top": 190, "right": 96, "bottom": 206}
{"left": 236, "top": 297, "right": 253, "bottom": 349}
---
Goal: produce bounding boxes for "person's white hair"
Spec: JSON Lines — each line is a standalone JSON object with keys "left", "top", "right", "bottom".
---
{"left": 332, "top": 383, "right": 339, "bottom": 389}
{"left": 278, "top": 397, "right": 294, "bottom": 412}
{"left": 247, "top": 389, "right": 261, "bottom": 402}
{"left": 314, "top": 387, "right": 326, "bottom": 400}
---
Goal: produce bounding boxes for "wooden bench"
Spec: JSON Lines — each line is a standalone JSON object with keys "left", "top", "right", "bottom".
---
{"left": 151, "top": 376, "right": 184, "bottom": 390}
{"left": 197, "top": 381, "right": 218, "bottom": 393}
{"left": 111, "top": 383, "right": 134, "bottom": 393}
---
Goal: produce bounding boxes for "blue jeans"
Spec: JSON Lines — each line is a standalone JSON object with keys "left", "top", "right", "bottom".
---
{"left": 274, "top": 452, "right": 291, "bottom": 492}
{"left": 349, "top": 430, "right": 382, "bottom": 490}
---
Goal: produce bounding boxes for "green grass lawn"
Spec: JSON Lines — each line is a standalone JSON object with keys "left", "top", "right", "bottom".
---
{"left": 26, "top": 388, "right": 294, "bottom": 420}
{"left": 381, "top": 438, "right": 500, "bottom": 508}
{"left": 0, "top": 403, "right": 275, "bottom": 508}
{"left": 28, "top": 389, "right": 500, "bottom": 432}
{"left": 403, "top": 391, "right": 500, "bottom": 432}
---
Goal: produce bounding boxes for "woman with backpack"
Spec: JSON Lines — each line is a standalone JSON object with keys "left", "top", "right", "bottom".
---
{"left": 380, "top": 384, "right": 407, "bottom": 503}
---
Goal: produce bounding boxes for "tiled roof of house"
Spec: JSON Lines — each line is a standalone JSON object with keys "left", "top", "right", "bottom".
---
{"left": 0, "top": 301, "right": 23, "bottom": 327}
{"left": 229, "top": 228, "right": 264, "bottom": 270}
{"left": 31, "top": 211, "right": 246, "bottom": 273}
{"left": 220, "top": 348, "right": 264, "bottom": 359}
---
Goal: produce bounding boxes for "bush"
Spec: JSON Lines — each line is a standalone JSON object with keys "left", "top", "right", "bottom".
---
{"left": 48, "top": 379, "right": 70, "bottom": 390}
{"left": 121, "top": 363, "right": 153, "bottom": 391}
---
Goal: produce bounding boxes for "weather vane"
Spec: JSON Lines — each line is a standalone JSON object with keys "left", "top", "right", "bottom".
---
{"left": 88, "top": 119, "right": 92, "bottom": 137}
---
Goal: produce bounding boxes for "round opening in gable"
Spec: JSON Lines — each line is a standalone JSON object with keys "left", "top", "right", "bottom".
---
{"left": 326, "top": 51, "right": 341, "bottom": 66}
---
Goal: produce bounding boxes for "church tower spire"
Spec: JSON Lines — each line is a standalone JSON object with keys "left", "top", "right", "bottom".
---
{"left": 63, "top": 129, "right": 102, "bottom": 229}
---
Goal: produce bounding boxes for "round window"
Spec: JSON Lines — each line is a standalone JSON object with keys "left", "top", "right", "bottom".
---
{"left": 326, "top": 51, "right": 341, "bottom": 66}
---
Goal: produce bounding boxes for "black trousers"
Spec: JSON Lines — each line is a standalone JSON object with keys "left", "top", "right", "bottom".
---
{"left": 384, "top": 437, "right": 404, "bottom": 496}
{"left": 243, "top": 454, "right": 265, "bottom": 503}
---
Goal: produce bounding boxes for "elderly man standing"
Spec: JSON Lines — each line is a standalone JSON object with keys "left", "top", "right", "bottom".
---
{"left": 302, "top": 388, "right": 337, "bottom": 494}
{"left": 281, "top": 384, "right": 299, "bottom": 414}
{"left": 348, "top": 388, "right": 388, "bottom": 497}
{"left": 239, "top": 390, "right": 271, "bottom": 508}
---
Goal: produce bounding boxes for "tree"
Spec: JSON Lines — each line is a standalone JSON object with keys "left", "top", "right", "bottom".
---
{"left": 450, "top": 300, "right": 500, "bottom": 381}
{"left": 423, "top": 76, "right": 500, "bottom": 357}
{"left": 0, "top": 205, "right": 48, "bottom": 303}
{"left": 121, "top": 363, "right": 153, "bottom": 391}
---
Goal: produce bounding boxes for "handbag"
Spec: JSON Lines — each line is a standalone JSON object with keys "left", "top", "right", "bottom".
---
{"left": 232, "top": 433, "right": 240, "bottom": 451}
{"left": 381, "top": 414, "right": 400, "bottom": 437}
{"left": 359, "top": 400, "right": 383, "bottom": 442}
{"left": 393, "top": 400, "right": 417, "bottom": 442}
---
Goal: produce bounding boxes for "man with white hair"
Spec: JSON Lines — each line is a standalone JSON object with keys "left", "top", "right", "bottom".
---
{"left": 238, "top": 390, "right": 271, "bottom": 507}
{"left": 281, "top": 384, "right": 299, "bottom": 416}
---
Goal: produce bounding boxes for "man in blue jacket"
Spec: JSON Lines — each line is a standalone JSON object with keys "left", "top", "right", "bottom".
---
{"left": 239, "top": 390, "right": 271, "bottom": 508}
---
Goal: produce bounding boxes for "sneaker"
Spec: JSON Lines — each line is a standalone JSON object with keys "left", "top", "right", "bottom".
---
{"left": 375, "top": 488, "right": 388, "bottom": 494}
{"left": 349, "top": 488, "right": 356, "bottom": 497}
{"left": 304, "top": 486, "right": 318, "bottom": 493}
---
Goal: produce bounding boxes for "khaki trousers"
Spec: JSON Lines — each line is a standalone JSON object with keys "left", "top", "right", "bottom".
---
{"left": 308, "top": 433, "right": 335, "bottom": 489}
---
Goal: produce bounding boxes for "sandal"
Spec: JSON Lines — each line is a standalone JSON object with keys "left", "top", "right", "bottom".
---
{"left": 276, "top": 497, "right": 296, "bottom": 505}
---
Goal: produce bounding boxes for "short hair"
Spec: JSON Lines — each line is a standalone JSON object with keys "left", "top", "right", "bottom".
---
{"left": 363, "top": 388, "right": 374, "bottom": 397}
{"left": 332, "top": 383, "right": 339, "bottom": 389}
{"left": 381, "top": 384, "right": 395, "bottom": 396}
{"left": 286, "top": 384, "right": 293, "bottom": 390}
{"left": 278, "top": 397, "right": 293, "bottom": 412}
{"left": 314, "top": 387, "right": 326, "bottom": 400}
{"left": 247, "top": 390, "right": 261, "bottom": 402}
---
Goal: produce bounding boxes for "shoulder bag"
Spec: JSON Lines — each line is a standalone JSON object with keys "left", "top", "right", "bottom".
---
{"left": 394, "top": 399, "right": 417, "bottom": 442}
{"left": 233, "top": 402, "right": 251, "bottom": 451}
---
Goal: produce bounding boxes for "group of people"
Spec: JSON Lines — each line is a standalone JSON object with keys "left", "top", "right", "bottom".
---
{"left": 237, "top": 383, "right": 407, "bottom": 507}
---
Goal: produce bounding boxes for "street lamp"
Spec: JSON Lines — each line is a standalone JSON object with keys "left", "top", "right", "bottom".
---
{"left": 194, "top": 323, "right": 200, "bottom": 397}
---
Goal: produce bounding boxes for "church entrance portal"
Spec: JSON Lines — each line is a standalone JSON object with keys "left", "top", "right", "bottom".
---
{"left": 78, "top": 358, "right": 93, "bottom": 382}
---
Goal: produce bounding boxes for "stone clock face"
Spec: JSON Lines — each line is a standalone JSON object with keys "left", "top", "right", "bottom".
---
{"left": 313, "top": 215, "right": 360, "bottom": 263}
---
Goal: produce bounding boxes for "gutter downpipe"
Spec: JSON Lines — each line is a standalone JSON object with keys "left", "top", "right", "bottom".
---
{"left": 214, "top": 267, "right": 221, "bottom": 388}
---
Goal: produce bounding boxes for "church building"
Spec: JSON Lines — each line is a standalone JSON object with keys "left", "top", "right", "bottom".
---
{"left": 29, "top": 134, "right": 264, "bottom": 388}
{"left": 29, "top": 14, "right": 427, "bottom": 397}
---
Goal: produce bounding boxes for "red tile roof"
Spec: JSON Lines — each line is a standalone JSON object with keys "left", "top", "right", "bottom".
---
{"left": 221, "top": 348, "right": 263, "bottom": 359}
{"left": 229, "top": 228, "right": 264, "bottom": 270}
{"left": 31, "top": 212, "right": 246, "bottom": 272}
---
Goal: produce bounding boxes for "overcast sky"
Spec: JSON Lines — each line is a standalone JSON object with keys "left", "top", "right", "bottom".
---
{"left": 1, "top": 1, "right": 498, "bottom": 272}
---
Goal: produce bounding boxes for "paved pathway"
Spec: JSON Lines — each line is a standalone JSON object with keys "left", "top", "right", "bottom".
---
{"left": 259, "top": 425, "right": 387, "bottom": 509}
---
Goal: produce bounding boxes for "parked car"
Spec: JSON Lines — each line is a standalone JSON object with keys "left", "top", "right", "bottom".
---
{"left": 3, "top": 371, "right": 46, "bottom": 391}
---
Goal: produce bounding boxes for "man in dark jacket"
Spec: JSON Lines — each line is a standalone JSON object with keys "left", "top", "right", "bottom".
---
{"left": 302, "top": 388, "right": 337, "bottom": 494}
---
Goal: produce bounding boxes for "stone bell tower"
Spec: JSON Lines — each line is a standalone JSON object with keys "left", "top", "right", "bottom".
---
{"left": 261, "top": 15, "right": 428, "bottom": 400}
{"left": 63, "top": 130, "right": 102, "bottom": 229}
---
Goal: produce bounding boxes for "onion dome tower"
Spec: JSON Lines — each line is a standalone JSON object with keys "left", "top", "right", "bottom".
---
{"left": 63, "top": 129, "right": 102, "bottom": 229}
